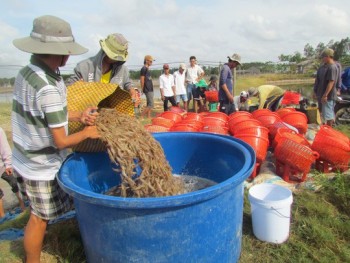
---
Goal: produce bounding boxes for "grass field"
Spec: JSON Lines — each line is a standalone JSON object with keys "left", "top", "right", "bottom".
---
{"left": 0, "top": 74, "right": 349, "bottom": 262}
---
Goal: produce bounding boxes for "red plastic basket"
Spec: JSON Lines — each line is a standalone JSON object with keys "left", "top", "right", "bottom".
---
{"left": 183, "top": 113, "right": 203, "bottom": 122}
{"left": 151, "top": 117, "right": 175, "bottom": 128}
{"left": 204, "top": 91, "right": 219, "bottom": 102}
{"left": 202, "top": 117, "right": 228, "bottom": 127}
{"left": 228, "top": 111, "right": 253, "bottom": 121}
{"left": 275, "top": 138, "right": 319, "bottom": 173}
{"left": 281, "top": 91, "right": 301, "bottom": 105}
{"left": 175, "top": 120, "right": 204, "bottom": 130}
{"left": 252, "top": 109, "right": 272, "bottom": 119}
{"left": 276, "top": 108, "right": 297, "bottom": 118}
{"left": 312, "top": 132, "right": 350, "bottom": 169}
{"left": 206, "top": 112, "right": 229, "bottom": 122}
{"left": 229, "top": 119, "right": 262, "bottom": 135}
{"left": 235, "top": 134, "right": 269, "bottom": 162}
{"left": 234, "top": 126, "right": 269, "bottom": 139}
{"left": 159, "top": 112, "right": 183, "bottom": 123}
{"left": 170, "top": 125, "right": 199, "bottom": 132}
{"left": 316, "top": 125, "right": 350, "bottom": 145}
{"left": 254, "top": 112, "right": 281, "bottom": 128}
{"left": 228, "top": 114, "right": 254, "bottom": 127}
{"left": 281, "top": 111, "right": 308, "bottom": 134}
{"left": 273, "top": 128, "right": 310, "bottom": 149}
{"left": 144, "top": 124, "right": 169, "bottom": 133}
{"left": 201, "top": 125, "right": 229, "bottom": 135}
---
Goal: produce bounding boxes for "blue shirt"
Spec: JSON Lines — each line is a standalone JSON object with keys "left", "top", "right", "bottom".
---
{"left": 219, "top": 64, "right": 233, "bottom": 101}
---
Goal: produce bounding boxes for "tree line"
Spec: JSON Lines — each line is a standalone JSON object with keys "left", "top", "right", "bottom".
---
{"left": 1, "top": 37, "right": 349, "bottom": 86}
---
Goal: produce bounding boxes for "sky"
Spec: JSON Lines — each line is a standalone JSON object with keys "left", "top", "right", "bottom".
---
{"left": 0, "top": 0, "right": 349, "bottom": 77}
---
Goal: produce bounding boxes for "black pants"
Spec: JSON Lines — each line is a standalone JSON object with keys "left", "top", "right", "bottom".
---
{"left": 163, "top": 96, "right": 177, "bottom": 111}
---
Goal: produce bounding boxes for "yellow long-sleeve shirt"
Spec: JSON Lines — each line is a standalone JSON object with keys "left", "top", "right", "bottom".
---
{"left": 257, "top": 85, "right": 285, "bottom": 109}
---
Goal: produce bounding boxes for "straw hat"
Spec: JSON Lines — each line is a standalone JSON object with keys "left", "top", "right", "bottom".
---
{"left": 100, "top": 33, "right": 129, "bottom": 61}
{"left": 248, "top": 87, "right": 259, "bottom": 96}
{"left": 227, "top": 53, "right": 242, "bottom": 65}
{"left": 13, "top": 15, "right": 88, "bottom": 55}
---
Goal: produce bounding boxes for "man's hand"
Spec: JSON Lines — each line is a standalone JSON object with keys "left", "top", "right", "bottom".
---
{"left": 81, "top": 106, "right": 99, "bottom": 126}
{"left": 5, "top": 167, "right": 12, "bottom": 176}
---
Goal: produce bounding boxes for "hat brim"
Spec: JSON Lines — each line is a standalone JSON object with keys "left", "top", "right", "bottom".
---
{"left": 13, "top": 37, "right": 88, "bottom": 55}
{"left": 100, "top": 40, "right": 128, "bottom": 62}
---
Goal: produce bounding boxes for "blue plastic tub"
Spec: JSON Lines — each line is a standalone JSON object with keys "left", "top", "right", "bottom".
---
{"left": 58, "top": 132, "right": 255, "bottom": 263}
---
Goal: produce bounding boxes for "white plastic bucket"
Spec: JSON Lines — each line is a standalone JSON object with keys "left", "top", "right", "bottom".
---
{"left": 248, "top": 183, "right": 293, "bottom": 244}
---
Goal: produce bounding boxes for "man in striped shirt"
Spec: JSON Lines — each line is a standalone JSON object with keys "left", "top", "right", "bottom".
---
{"left": 12, "top": 15, "right": 100, "bottom": 263}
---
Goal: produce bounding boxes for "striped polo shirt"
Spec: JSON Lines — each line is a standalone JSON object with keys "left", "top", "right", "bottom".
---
{"left": 12, "top": 56, "right": 68, "bottom": 181}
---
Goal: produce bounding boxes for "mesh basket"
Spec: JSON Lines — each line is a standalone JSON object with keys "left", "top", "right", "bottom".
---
{"left": 234, "top": 126, "right": 269, "bottom": 139}
{"left": 275, "top": 138, "right": 319, "bottom": 173}
{"left": 312, "top": 133, "right": 350, "bottom": 168}
{"left": 273, "top": 128, "right": 310, "bottom": 149}
{"left": 67, "top": 81, "right": 134, "bottom": 152}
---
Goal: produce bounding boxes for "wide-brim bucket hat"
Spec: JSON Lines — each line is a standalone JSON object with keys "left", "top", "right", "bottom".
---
{"left": 100, "top": 33, "right": 129, "bottom": 61}
{"left": 13, "top": 15, "right": 88, "bottom": 55}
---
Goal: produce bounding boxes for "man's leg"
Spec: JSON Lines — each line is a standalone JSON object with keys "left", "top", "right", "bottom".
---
{"left": 0, "top": 194, "right": 4, "bottom": 218}
{"left": 24, "top": 213, "right": 48, "bottom": 263}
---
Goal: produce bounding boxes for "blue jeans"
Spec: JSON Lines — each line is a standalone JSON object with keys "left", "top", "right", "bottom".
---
{"left": 186, "top": 84, "right": 196, "bottom": 101}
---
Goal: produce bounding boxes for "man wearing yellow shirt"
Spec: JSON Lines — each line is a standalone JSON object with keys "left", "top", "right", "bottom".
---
{"left": 248, "top": 85, "right": 285, "bottom": 110}
{"left": 66, "top": 33, "right": 140, "bottom": 105}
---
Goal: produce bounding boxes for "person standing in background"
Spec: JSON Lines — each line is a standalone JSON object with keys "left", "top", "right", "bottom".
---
{"left": 140, "top": 55, "right": 155, "bottom": 118}
{"left": 314, "top": 48, "right": 339, "bottom": 126}
{"left": 159, "top": 64, "right": 177, "bottom": 111}
{"left": 173, "top": 63, "right": 188, "bottom": 111}
{"left": 185, "top": 56, "right": 204, "bottom": 111}
{"left": 219, "top": 53, "right": 241, "bottom": 115}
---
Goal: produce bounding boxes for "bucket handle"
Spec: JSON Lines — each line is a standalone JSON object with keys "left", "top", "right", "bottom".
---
{"left": 271, "top": 207, "right": 291, "bottom": 218}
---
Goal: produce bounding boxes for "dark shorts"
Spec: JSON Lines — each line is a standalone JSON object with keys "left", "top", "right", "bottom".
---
{"left": 1, "top": 172, "right": 19, "bottom": 193}
{"left": 14, "top": 170, "right": 72, "bottom": 220}
{"left": 145, "top": 91, "right": 154, "bottom": 108}
{"left": 219, "top": 102, "right": 236, "bottom": 115}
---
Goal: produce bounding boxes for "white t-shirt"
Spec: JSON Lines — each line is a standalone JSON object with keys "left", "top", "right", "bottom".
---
{"left": 233, "top": 95, "right": 249, "bottom": 111}
{"left": 173, "top": 70, "right": 186, "bottom": 95}
{"left": 185, "top": 64, "right": 204, "bottom": 84}
{"left": 159, "top": 74, "right": 175, "bottom": 97}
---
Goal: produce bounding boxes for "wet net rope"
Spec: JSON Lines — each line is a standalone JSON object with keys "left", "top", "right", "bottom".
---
{"left": 96, "top": 108, "right": 184, "bottom": 197}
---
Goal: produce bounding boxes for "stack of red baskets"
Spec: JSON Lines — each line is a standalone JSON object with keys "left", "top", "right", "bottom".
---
{"left": 201, "top": 112, "right": 229, "bottom": 135}
{"left": 170, "top": 112, "right": 203, "bottom": 132}
{"left": 311, "top": 125, "right": 350, "bottom": 173}
{"left": 230, "top": 112, "right": 269, "bottom": 180}
{"left": 280, "top": 110, "right": 308, "bottom": 134}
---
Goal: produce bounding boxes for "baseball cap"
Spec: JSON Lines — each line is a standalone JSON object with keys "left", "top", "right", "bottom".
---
{"left": 144, "top": 55, "right": 155, "bottom": 61}
{"left": 321, "top": 48, "right": 334, "bottom": 58}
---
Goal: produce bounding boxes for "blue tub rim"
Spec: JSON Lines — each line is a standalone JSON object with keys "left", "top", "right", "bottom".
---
{"left": 58, "top": 132, "right": 255, "bottom": 209}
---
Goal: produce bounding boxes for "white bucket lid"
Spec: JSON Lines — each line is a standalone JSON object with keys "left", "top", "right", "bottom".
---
{"left": 248, "top": 183, "right": 293, "bottom": 209}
